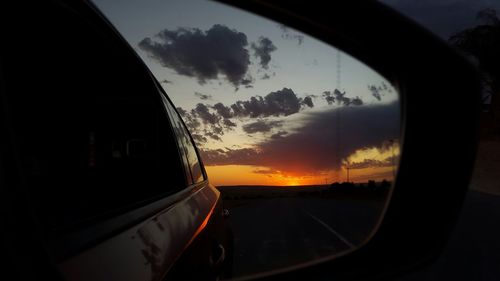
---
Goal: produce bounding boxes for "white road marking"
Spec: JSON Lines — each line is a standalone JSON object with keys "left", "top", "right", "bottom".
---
{"left": 303, "top": 210, "right": 355, "bottom": 249}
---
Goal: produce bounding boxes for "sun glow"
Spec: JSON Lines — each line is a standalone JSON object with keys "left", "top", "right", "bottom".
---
{"left": 205, "top": 141, "right": 400, "bottom": 187}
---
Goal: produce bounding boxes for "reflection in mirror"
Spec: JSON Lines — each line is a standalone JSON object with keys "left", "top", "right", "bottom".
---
{"left": 94, "top": 0, "right": 400, "bottom": 278}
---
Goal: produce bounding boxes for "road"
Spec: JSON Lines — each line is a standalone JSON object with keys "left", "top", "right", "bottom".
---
{"left": 227, "top": 196, "right": 386, "bottom": 277}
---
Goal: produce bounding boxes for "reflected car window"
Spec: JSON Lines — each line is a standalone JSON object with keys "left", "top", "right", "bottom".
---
{"left": 163, "top": 94, "right": 204, "bottom": 184}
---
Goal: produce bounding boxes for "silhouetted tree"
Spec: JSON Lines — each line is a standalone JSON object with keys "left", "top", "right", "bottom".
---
{"left": 367, "top": 180, "right": 376, "bottom": 190}
{"left": 449, "top": 8, "right": 500, "bottom": 136}
{"left": 381, "top": 179, "right": 390, "bottom": 189}
{"left": 330, "top": 182, "right": 341, "bottom": 189}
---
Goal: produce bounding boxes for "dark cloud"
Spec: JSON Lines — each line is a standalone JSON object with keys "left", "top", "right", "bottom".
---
{"left": 278, "top": 24, "right": 305, "bottom": 45}
{"left": 201, "top": 101, "right": 400, "bottom": 175}
{"left": 333, "top": 89, "right": 351, "bottom": 105}
{"left": 138, "top": 24, "right": 251, "bottom": 87}
{"left": 350, "top": 96, "right": 363, "bottom": 106}
{"left": 233, "top": 88, "right": 303, "bottom": 118}
{"left": 368, "top": 82, "right": 392, "bottom": 101}
{"left": 223, "top": 118, "right": 237, "bottom": 128}
{"left": 194, "top": 92, "right": 212, "bottom": 100}
{"left": 205, "top": 131, "right": 222, "bottom": 141}
{"left": 177, "top": 107, "right": 187, "bottom": 116}
{"left": 347, "top": 156, "right": 397, "bottom": 170}
{"left": 185, "top": 103, "right": 230, "bottom": 144}
{"left": 191, "top": 133, "right": 208, "bottom": 144}
{"left": 322, "top": 91, "right": 335, "bottom": 105}
{"left": 192, "top": 103, "right": 219, "bottom": 125}
{"left": 322, "top": 90, "right": 363, "bottom": 106}
{"left": 177, "top": 103, "right": 238, "bottom": 146}
{"left": 178, "top": 88, "right": 314, "bottom": 145}
{"left": 301, "top": 96, "right": 314, "bottom": 108}
{"left": 235, "top": 76, "right": 255, "bottom": 91}
{"left": 369, "top": 85, "right": 382, "bottom": 101}
{"left": 242, "top": 120, "right": 283, "bottom": 134}
{"left": 251, "top": 37, "right": 277, "bottom": 69}
{"left": 177, "top": 106, "right": 201, "bottom": 133}
{"left": 201, "top": 147, "right": 258, "bottom": 165}
{"left": 211, "top": 126, "right": 224, "bottom": 136}
{"left": 213, "top": 102, "right": 233, "bottom": 119}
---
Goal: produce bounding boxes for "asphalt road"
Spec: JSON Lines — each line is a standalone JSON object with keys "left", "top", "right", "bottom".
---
{"left": 227, "top": 196, "right": 386, "bottom": 277}
{"left": 226, "top": 190, "right": 500, "bottom": 280}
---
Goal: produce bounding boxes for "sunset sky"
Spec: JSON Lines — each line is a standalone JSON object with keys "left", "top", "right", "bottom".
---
{"left": 94, "top": 0, "right": 401, "bottom": 186}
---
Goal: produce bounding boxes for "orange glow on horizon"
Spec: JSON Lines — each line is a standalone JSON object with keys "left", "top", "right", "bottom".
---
{"left": 204, "top": 143, "right": 400, "bottom": 187}
{"left": 205, "top": 164, "right": 396, "bottom": 187}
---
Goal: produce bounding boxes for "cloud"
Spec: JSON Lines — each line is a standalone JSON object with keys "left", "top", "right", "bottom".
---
{"left": 368, "top": 82, "right": 392, "bottom": 101}
{"left": 182, "top": 103, "right": 229, "bottom": 144}
{"left": 201, "top": 147, "right": 258, "bottom": 165}
{"left": 231, "top": 88, "right": 304, "bottom": 118}
{"left": 201, "top": 100, "right": 400, "bottom": 175}
{"left": 251, "top": 37, "right": 277, "bottom": 69}
{"left": 242, "top": 120, "right": 283, "bottom": 134}
{"left": 177, "top": 106, "right": 201, "bottom": 133}
{"left": 205, "top": 131, "right": 222, "bottom": 141}
{"left": 347, "top": 156, "right": 396, "bottom": 170}
{"left": 322, "top": 91, "right": 335, "bottom": 105}
{"left": 178, "top": 88, "right": 315, "bottom": 145}
{"left": 350, "top": 96, "right": 363, "bottom": 106}
{"left": 223, "top": 118, "right": 237, "bottom": 128}
{"left": 301, "top": 96, "right": 314, "bottom": 108}
{"left": 278, "top": 24, "right": 305, "bottom": 45}
{"left": 323, "top": 89, "right": 363, "bottom": 106}
{"left": 138, "top": 24, "right": 251, "bottom": 87}
{"left": 253, "top": 168, "right": 278, "bottom": 174}
{"left": 212, "top": 102, "right": 233, "bottom": 119}
{"left": 369, "top": 85, "right": 382, "bottom": 101}
{"left": 177, "top": 107, "right": 187, "bottom": 116}
{"left": 191, "top": 133, "right": 208, "bottom": 144}
{"left": 333, "top": 89, "right": 351, "bottom": 105}
{"left": 194, "top": 92, "right": 212, "bottom": 100}
{"left": 192, "top": 103, "right": 219, "bottom": 125}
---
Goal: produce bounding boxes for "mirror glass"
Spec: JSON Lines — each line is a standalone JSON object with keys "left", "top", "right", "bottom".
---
{"left": 94, "top": 0, "right": 400, "bottom": 278}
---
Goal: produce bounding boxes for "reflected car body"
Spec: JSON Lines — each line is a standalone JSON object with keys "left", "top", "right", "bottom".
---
{"left": 58, "top": 182, "right": 230, "bottom": 281}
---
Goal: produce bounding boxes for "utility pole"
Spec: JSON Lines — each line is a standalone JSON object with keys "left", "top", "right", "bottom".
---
{"left": 346, "top": 162, "right": 350, "bottom": 183}
{"left": 336, "top": 50, "right": 342, "bottom": 183}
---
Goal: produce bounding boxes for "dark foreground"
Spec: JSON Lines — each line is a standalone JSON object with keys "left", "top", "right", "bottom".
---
{"left": 396, "top": 190, "right": 500, "bottom": 281}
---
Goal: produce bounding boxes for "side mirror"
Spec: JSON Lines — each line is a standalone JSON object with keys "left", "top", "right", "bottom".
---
{"left": 92, "top": 0, "right": 479, "bottom": 279}
{"left": 213, "top": 1, "right": 479, "bottom": 280}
